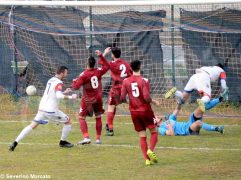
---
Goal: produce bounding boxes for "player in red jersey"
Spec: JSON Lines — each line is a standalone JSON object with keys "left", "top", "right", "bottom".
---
{"left": 120, "top": 60, "right": 159, "bottom": 166}
{"left": 72, "top": 54, "right": 109, "bottom": 144}
{"left": 98, "top": 47, "right": 132, "bottom": 136}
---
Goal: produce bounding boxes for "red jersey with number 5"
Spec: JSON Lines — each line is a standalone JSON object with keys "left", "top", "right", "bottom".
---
{"left": 121, "top": 75, "right": 153, "bottom": 112}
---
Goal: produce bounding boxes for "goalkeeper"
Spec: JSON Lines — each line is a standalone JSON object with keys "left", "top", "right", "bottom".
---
{"left": 165, "top": 64, "right": 228, "bottom": 112}
{"left": 157, "top": 92, "right": 228, "bottom": 136}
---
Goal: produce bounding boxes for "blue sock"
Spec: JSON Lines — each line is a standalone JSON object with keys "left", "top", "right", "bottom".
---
{"left": 201, "top": 123, "right": 215, "bottom": 131}
{"left": 205, "top": 98, "right": 220, "bottom": 110}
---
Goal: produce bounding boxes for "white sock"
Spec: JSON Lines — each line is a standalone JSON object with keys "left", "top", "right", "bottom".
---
{"left": 201, "top": 96, "right": 210, "bottom": 104}
{"left": 61, "top": 124, "right": 71, "bottom": 141}
{"left": 15, "top": 125, "right": 33, "bottom": 143}
{"left": 175, "top": 90, "right": 184, "bottom": 99}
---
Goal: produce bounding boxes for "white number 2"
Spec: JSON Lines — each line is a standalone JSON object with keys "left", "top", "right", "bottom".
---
{"left": 120, "top": 64, "right": 127, "bottom": 78}
{"left": 91, "top": 76, "right": 98, "bottom": 89}
{"left": 131, "top": 82, "right": 139, "bottom": 97}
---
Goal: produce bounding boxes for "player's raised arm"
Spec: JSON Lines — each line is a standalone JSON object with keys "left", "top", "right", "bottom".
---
{"left": 95, "top": 50, "right": 110, "bottom": 75}
{"left": 95, "top": 48, "right": 111, "bottom": 66}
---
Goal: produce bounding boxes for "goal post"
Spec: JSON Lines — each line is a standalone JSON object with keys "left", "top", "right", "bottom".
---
{"left": 0, "top": 0, "right": 240, "bottom": 119}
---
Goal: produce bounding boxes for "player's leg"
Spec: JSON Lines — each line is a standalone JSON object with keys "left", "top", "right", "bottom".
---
{"left": 106, "top": 104, "right": 116, "bottom": 136}
{"left": 201, "top": 121, "right": 224, "bottom": 134}
{"left": 51, "top": 111, "right": 74, "bottom": 148}
{"left": 78, "top": 115, "right": 91, "bottom": 145}
{"left": 189, "top": 120, "right": 202, "bottom": 133}
{"left": 93, "top": 98, "right": 104, "bottom": 144}
{"left": 95, "top": 115, "right": 102, "bottom": 144}
{"left": 205, "top": 98, "right": 222, "bottom": 110}
{"left": 196, "top": 74, "right": 211, "bottom": 112}
{"left": 144, "top": 111, "right": 158, "bottom": 163}
{"left": 131, "top": 111, "right": 151, "bottom": 165}
{"left": 106, "top": 88, "right": 121, "bottom": 136}
{"left": 78, "top": 100, "right": 91, "bottom": 145}
{"left": 138, "top": 130, "right": 153, "bottom": 166}
{"left": 9, "top": 114, "right": 41, "bottom": 151}
{"left": 147, "top": 128, "right": 158, "bottom": 164}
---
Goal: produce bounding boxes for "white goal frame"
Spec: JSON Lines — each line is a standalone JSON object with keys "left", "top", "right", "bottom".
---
{"left": 0, "top": 0, "right": 241, "bottom": 6}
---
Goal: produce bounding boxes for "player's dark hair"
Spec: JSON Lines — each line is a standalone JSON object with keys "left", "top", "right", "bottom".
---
{"left": 111, "top": 47, "right": 121, "bottom": 58}
{"left": 57, "top": 66, "right": 68, "bottom": 74}
{"left": 130, "top": 60, "right": 141, "bottom": 72}
{"left": 216, "top": 63, "right": 225, "bottom": 71}
{"left": 88, "top": 56, "right": 96, "bottom": 68}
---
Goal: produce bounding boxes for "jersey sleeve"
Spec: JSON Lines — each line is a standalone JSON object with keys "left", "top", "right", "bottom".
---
{"left": 55, "top": 83, "right": 63, "bottom": 91}
{"left": 97, "top": 55, "right": 110, "bottom": 77}
{"left": 219, "top": 72, "right": 226, "bottom": 79}
{"left": 142, "top": 79, "right": 152, "bottom": 103}
{"left": 72, "top": 73, "right": 84, "bottom": 90}
{"left": 98, "top": 55, "right": 111, "bottom": 67}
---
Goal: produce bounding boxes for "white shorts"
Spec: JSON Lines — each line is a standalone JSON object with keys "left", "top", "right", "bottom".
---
{"left": 184, "top": 73, "right": 211, "bottom": 97}
{"left": 33, "top": 110, "right": 69, "bottom": 125}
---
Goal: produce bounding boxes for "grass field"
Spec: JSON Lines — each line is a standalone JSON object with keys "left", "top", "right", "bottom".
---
{"left": 0, "top": 116, "right": 241, "bottom": 179}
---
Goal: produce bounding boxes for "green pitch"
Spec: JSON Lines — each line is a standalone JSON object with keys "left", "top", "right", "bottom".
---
{"left": 0, "top": 116, "right": 240, "bottom": 179}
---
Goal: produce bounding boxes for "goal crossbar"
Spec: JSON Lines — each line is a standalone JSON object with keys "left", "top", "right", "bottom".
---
{"left": 0, "top": 0, "right": 241, "bottom": 6}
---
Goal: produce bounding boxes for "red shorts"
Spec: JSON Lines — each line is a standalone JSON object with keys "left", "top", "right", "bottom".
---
{"left": 79, "top": 97, "right": 105, "bottom": 117}
{"left": 130, "top": 110, "right": 156, "bottom": 132}
{"left": 108, "top": 87, "right": 122, "bottom": 106}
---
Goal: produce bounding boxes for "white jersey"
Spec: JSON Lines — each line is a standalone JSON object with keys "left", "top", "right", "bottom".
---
{"left": 195, "top": 66, "right": 225, "bottom": 82}
{"left": 39, "top": 77, "right": 63, "bottom": 112}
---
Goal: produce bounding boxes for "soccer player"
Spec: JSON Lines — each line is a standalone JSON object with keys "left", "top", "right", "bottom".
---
{"left": 165, "top": 64, "right": 228, "bottom": 112}
{"left": 9, "top": 66, "right": 77, "bottom": 151}
{"left": 157, "top": 96, "right": 226, "bottom": 136}
{"left": 120, "top": 60, "right": 159, "bottom": 166}
{"left": 98, "top": 47, "right": 132, "bottom": 136}
{"left": 72, "top": 54, "right": 109, "bottom": 145}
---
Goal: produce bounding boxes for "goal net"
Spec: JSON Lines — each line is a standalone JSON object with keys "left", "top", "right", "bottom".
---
{"left": 0, "top": 0, "right": 240, "bottom": 119}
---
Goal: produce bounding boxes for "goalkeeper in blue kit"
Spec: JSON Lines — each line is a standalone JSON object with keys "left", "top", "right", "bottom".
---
{"left": 157, "top": 94, "right": 227, "bottom": 136}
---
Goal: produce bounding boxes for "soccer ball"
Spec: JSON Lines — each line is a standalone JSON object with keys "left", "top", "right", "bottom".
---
{"left": 26, "top": 85, "right": 37, "bottom": 96}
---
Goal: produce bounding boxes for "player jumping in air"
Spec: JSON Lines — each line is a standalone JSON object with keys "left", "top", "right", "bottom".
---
{"left": 120, "top": 60, "right": 159, "bottom": 166}
{"left": 98, "top": 47, "right": 132, "bottom": 136}
{"left": 9, "top": 66, "right": 77, "bottom": 151}
{"left": 72, "top": 54, "right": 109, "bottom": 145}
{"left": 165, "top": 64, "right": 228, "bottom": 112}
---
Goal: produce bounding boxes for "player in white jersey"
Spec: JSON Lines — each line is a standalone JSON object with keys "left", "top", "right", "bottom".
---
{"left": 165, "top": 63, "right": 228, "bottom": 112}
{"left": 9, "top": 66, "right": 77, "bottom": 151}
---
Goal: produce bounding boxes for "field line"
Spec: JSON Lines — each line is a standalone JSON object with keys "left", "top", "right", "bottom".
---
{"left": 0, "top": 120, "right": 240, "bottom": 126}
{"left": 1, "top": 142, "right": 240, "bottom": 151}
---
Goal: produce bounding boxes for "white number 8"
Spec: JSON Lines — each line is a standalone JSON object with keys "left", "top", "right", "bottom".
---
{"left": 131, "top": 82, "right": 139, "bottom": 97}
{"left": 91, "top": 76, "right": 98, "bottom": 89}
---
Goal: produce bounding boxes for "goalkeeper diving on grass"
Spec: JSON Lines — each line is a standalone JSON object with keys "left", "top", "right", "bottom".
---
{"left": 156, "top": 91, "right": 228, "bottom": 136}
{"left": 165, "top": 64, "right": 229, "bottom": 113}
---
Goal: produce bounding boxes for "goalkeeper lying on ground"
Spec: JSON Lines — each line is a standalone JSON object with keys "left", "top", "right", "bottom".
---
{"left": 156, "top": 92, "right": 228, "bottom": 136}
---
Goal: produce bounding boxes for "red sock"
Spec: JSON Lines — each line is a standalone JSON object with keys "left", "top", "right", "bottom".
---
{"left": 96, "top": 117, "right": 102, "bottom": 140}
{"left": 150, "top": 132, "right": 158, "bottom": 151}
{"left": 79, "top": 118, "right": 89, "bottom": 138}
{"left": 140, "top": 137, "right": 148, "bottom": 160}
{"left": 107, "top": 112, "right": 115, "bottom": 130}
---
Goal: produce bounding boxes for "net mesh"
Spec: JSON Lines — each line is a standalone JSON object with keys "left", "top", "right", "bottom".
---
{"left": 0, "top": 3, "right": 240, "bottom": 120}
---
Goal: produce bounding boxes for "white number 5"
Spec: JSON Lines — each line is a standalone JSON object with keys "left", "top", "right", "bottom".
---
{"left": 131, "top": 82, "right": 139, "bottom": 97}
